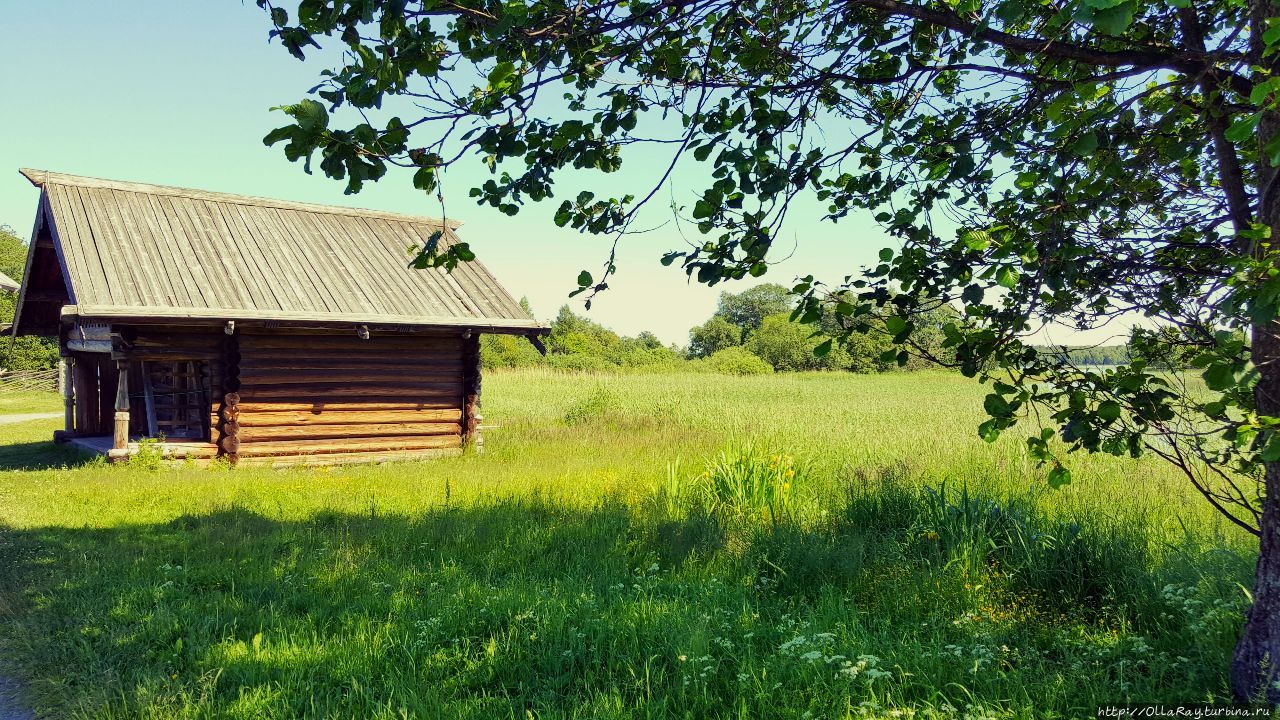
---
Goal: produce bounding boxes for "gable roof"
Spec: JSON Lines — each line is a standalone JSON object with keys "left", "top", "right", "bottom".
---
{"left": 0, "top": 270, "right": 16, "bottom": 293}
{"left": 14, "top": 169, "right": 545, "bottom": 334}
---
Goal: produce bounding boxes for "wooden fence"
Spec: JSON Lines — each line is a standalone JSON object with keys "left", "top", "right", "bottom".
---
{"left": 0, "top": 368, "right": 59, "bottom": 393}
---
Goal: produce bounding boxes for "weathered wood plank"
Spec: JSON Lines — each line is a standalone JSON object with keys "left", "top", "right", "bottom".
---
{"left": 237, "top": 334, "right": 464, "bottom": 351}
{"left": 237, "top": 357, "right": 465, "bottom": 372}
{"left": 235, "top": 433, "right": 463, "bottom": 457}
{"left": 237, "top": 383, "right": 461, "bottom": 399}
{"left": 237, "top": 370, "right": 464, "bottom": 385}
{"left": 238, "top": 422, "right": 460, "bottom": 442}
{"left": 237, "top": 408, "right": 462, "bottom": 426}
{"left": 236, "top": 349, "right": 464, "bottom": 365}
{"left": 118, "top": 190, "right": 193, "bottom": 307}
{"left": 235, "top": 399, "right": 462, "bottom": 413}
{"left": 234, "top": 446, "right": 462, "bottom": 468}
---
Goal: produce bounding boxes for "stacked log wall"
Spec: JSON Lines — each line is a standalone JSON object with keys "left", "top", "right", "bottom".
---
{"left": 230, "top": 332, "right": 466, "bottom": 460}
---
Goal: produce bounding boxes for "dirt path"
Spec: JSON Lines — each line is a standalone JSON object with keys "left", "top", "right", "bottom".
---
{"left": 0, "top": 413, "right": 59, "bottom": 425}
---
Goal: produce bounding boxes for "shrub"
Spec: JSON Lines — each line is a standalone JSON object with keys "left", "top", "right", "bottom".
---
{"left": 562, "top": 384, "right": 619, "bottom": 425}
{"left": 746, "top": 313, "right": 853, "bottom": 371}
{"left": 127, "top": 437, "right": 166, "bottom": 471}
{"left": 481, "top": 333, "right": 543, "bottom": 369}
{"left": 544, "top": 353, "right": 614, "bottom": 373}
{"left": 664, "top": 444, "right": 801, "bottom": 523}
{"left": 687, "top": 316, "right": 742, "bottom": 358}
{"left": 0, "top": 289, "right": 59, "bottom": 371}
{"left": 704, "top": 347, "right": 773, "bottom": 375}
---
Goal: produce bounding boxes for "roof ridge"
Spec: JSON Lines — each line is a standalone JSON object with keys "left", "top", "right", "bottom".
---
{"left": 19, "top": 168, "right": 462, "bottom": 228}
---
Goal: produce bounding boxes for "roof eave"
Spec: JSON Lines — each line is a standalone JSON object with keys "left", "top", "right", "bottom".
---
{"left": 61, "top": 305, "right": 548, "bottom": 336}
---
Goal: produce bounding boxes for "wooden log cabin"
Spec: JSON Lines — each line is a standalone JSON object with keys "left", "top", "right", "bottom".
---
{"left": 9, "top": 169, "right": 548, "bottom": 466}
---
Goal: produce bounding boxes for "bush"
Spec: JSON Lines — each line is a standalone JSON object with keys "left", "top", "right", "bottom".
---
{"left": 662, "top": 443, "right": 801, "bottom": 524}
{"left": 0, "top": 290, "right": 58, "bottom": 371}
{"left": 745, "top": 313, "right": 854, "bottom": 371}
{"left": 481, "top": 333, "right": 543, "bottom": 369}
{"left": 544, "top": 353, "right": 614, "bottom": 373}
{"left": 703, "top": 347, "right": 773, "bottom": 375}
{"left": 687, "top": 316, "right": 742, "bottom": 358}
{"left": 562, "top": 384, "right": 618, "bottom": 425}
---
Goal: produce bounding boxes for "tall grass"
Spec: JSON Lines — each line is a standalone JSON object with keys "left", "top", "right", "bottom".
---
{"left": 0, "top": 371, "right": 1262, "bottom": 718}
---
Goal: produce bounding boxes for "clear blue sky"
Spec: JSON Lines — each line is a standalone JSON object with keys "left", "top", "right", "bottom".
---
{"left": 0, "top": 1, "right": 1130, "bottom": 346}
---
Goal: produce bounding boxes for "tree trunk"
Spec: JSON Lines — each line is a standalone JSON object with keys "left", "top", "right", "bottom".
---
{"left": 1233, "top": 12, "right": 1280, "bottom": 688}
{"left": 1235, "top": 323, "right": 1280, "bottom": 701}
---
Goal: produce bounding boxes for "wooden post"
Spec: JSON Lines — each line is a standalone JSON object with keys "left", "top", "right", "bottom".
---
{"left": 108, "top": 358, "right": 130, "bottom": 462}
{"left": 54, "top": 356, "right": 74, "bottom": 443}
{"left": 461, "top": 332, "right": 483, "bottom": 453}
{"left": 218, "top": 330, "right": 241, "bottom": 465}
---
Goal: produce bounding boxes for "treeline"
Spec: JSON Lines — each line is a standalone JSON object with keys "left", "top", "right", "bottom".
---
{"left": 1033, "top": 327, "right": 1222, "bottom": 370}
{"left": 483, "top": 284, "right": 957, "bottom": 374}
{"left": 1033, "top": 344, "right": 1130, "bottom": 366}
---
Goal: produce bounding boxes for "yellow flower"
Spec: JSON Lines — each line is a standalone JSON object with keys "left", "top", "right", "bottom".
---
{"left": 785, "top": 469, "right": 795, "bottom": 478}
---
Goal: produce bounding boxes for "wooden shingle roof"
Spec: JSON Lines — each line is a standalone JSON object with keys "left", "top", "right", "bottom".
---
{"left": 17, "top": 169, "right": 544, "bottom": 333}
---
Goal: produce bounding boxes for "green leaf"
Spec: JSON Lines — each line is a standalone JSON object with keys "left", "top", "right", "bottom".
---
{"left": 978, "top": 419, "right": 1000, "bottom": 443}
{"left": 1225, "top": 113, "right": 1261, "bottom": 144}
{"left": 1014, "top": 172, "right": 1038, "bottom": 190}
{"left": 487, "top": 61, "right": 517, "bottom": 91}
{"left": 285, "top": 99, "right": 328, "bottom": 132}
{"left": 453, "top": 243, "right": 476, "bottom": 262}
{"left": 994, "top": 1, "right": 1024, "bottom": 22}
{"left": 962, "top": 230, "right": 991, "bottom": 251}
{"left": 814, "top": 339, "right": 833, "bottom": 357}
{"left": 996, "top": 266, "right": 1019, "bottom": 289}
{"left": 1097, "top": 400, "right": 1121, "bottom": 422}
{"left": 1203, "top": 363, "right": 1236, "bottom": 391}
{"left": 1071, "top": 132, "right": 1099, "bottom": 157}
{"left": 984, "top": 393, "right": 1011, "bottom": 416}
{"left": 577, "top": 270, "right": 593, "bottom": 287}
{"left": 1047, "top": 464, "right": 1072, "bottom": 489}
{"left": 1090, "top": 2, "right": 1135, "bottom": 35}
{"left": 262, "top": 126, "right": 295, "bottom": 147}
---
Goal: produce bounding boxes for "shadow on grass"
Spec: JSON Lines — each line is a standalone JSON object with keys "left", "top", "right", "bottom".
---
{"left": 0, "top": 487, "right": 1258, "bottom": 719}
{"left": 0, "top": 440, "right": 94, "bottom": 471}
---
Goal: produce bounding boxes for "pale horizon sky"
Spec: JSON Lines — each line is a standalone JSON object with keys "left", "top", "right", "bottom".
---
{"left": 0, "top": 1, "right": 1131, "bottom": 347}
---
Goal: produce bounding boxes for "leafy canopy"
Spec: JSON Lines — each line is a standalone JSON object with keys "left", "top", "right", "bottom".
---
{"left": 257, "top": 0, "right": 1267, "bottom": 531}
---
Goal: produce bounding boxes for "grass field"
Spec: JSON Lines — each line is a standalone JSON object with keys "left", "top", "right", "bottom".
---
{"left": 0, "top": 370, "right": 1261, "bottom": 718}
{"left": 0, "top": 389, "right": 61, "bottom": 415}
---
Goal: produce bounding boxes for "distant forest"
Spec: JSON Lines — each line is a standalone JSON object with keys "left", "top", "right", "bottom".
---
{"left": 1032, "top": 344, "right": 1130, "bottom": 367}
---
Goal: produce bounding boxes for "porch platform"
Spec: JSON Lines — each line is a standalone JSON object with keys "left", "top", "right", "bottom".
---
{"left": 68, "top": 435, "right": 218, "bottom": 460}
{"left": 64, "top": 435, "right": 463, "bottom": 467}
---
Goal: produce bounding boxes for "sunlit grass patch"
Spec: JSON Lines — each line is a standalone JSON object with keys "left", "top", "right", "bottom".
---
{"left": 0, "top": 370, "right": 1261, "bottom": 718}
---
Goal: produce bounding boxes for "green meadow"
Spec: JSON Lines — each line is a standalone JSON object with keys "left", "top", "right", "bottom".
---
{"left": 0, "top": 370, "right": 1260, "bottom": 718}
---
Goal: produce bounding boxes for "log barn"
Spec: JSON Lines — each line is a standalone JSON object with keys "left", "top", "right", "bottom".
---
{"left": 9, "top": 169, "right": 548, "bottom": 466}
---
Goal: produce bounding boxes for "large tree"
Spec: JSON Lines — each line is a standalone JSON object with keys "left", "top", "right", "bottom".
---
{"left": 256, "top": 0, "right": 1277, "bottom": 699}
